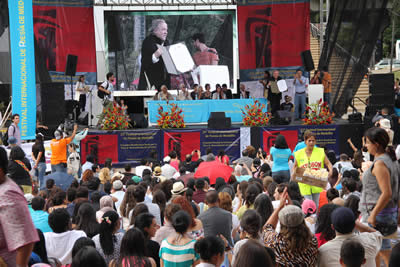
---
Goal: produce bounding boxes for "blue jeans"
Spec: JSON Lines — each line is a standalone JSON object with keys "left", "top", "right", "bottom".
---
{"left": 295, "top": 93, "right": 306, "bottom": 119}
{"left": 35, "top": 162, "right": 46, "bottom": 188}
{"left": 372, "top": 210, "right": 398, "bottom": 251}
{"left": 323, "top": 93, "right": 331, "bottom": 108}
{"left": 51, "top": 163, "right": 66, "bottom": 173}
{"left": 272, "top": 170, "right": 290, "bottom": 184}
{"left": 304, "top": 193, "right": 320, "bottom": 210}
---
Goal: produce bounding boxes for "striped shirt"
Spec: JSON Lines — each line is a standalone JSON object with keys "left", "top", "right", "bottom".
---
{"left": 159, "top": 238, "right": 199, "bottom": 267}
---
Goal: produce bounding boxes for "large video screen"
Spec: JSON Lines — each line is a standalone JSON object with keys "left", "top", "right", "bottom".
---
{"left": 104, "top": 10, "right": 236, "bottom": 93}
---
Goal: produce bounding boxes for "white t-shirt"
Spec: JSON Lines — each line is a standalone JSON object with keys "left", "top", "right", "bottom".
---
{"left": 44, "top": 230, "right": 87, "bottom": 265}
{"left": 100, "top": 80, "right": 114, "bottom": 101}
{"left": 111, "top": 190, "right": 126, "bottom": 215}
{"left": 135, "top": 165, "right": 152, "bottom": 178}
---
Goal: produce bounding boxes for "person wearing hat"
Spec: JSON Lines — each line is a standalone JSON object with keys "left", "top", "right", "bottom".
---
{"left": 161, "top": 156, "right": 177, "bottom": 179}
{"left": 111, "top": 179, "right": 125, "bottom": 214}
{"left": 50, "top": 124, "right": 78, "bottom": 173}
{"left": 378, "top": 118, "right": 394, "bottom": 145}
{"left": 170, "top": 181, "right": 187, "bottom": 201}
{"left": 153, "top": 166, "right": 166, "bottom": 183}
{"left": 263, "top": 188, "right": 318, "bottom": 266}
{"left": 318, "top": 207, "right": 382, "bottom": 267}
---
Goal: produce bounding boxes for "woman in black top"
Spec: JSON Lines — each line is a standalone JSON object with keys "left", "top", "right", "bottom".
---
{"left": 32, "top": 133, "right": 46, "bottom": 189}
{"left": 135, "top": 213, "right": 161, "bottom": 267}
{"left": 8, "top": 146, "right": 32, "bottom": 193}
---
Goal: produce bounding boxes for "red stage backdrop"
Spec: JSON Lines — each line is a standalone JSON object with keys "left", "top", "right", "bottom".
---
{"left": 262, "top": 129, "right": 298, "bottom": 154}
{"left": 81, "top": 134, "right": 119, "bottom": 165}
{"left": 237, "top": 0, "right": 310, "bottom": 81}
{"left": 163, "top": 131, "right": 201, "bottom": 162}
{"left": 33, "top": 0, "right": 97, "bottom": 84}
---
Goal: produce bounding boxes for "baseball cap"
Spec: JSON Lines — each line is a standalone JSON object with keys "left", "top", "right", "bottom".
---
{"left": 132, "top": 176, "right": 142, "bottom": 184}
{"left": 163, "top": 156, "right": 171, "bottom": 163}
{"left": 154, "top": 166, "right": 162, "bottom": 176}
{"left": 331, "top": 207, "right": 355, "bottom": 234}
{"left": 301, "top": 199, "right": 316, "bottom": 215}
{"left": 278, "top": 205, "right": 304, "bottom": 227}
{"left": 112, "top": 180, "right": 123, "bottom": 190}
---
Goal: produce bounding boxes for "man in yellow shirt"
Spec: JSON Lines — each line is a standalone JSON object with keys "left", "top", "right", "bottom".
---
{"left": 50, "top": 124, "right": 78, "bottom": 173}
{"left": 322, "top": 66, "right": 332, "bottom": 108}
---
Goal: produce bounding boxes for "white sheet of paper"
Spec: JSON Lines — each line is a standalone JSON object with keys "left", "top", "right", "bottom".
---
{"left": 168, "top": 43, "right": 195, "bottom": 73}
{"left": 277, "top": 80, "right": 288, "bottom": 92}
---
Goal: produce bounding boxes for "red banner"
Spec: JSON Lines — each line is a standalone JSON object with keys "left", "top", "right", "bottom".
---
{"left": 33, "top": 3, "right": 97, "bottom": 83}
{"left": 163, "top": 131, "right": 201, "bottom": 162}
{"left": 237, "top": 2, "right": 310, "bottom": 73}
{"left": 262, "top": 130, "right": 298, "bottom": 154}
{"left": 81, "top": 134, "right": 119, "bottom": 165}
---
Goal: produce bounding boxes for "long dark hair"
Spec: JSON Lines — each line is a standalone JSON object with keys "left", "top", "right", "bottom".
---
{"left": 114, "top": 228, "right": 151, "bottom": 267}
{"left": 315, "top": 204, "right": 339, "bottom": 242}
{"left": 71, "top": 246, "right": 107, "bottom": 267}
{"left": 245, "top": 184, "right": 261, "bottom": 207}
{"left": 254, "top": 194, "right": 274, "bottom": 225}
{"left": 76, "top": 203, "right": 100, "bottom": 238}
{"left": 99, "top": 210, "right": 120, "bottom": 255}
{"left": 365, "top": 127, "right": 396, "bottom": 161}
{"left": 233, "top": 240, "right": 273, "bottom": 267}
{"left": 274, "top": 134, "right": 289, "bottom": 149}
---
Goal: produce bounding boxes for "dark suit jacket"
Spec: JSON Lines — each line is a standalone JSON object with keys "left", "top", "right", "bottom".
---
{"left": 235, "top": 91, "right": 250, "bottom": 99}
{"left": 198, "top": 206, "right": 233, "bottom": 247}
{"left": 138, "top": 34, "right": 171, "bottom": 90}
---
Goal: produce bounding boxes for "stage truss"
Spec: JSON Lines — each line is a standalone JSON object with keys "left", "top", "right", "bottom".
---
{"left": 94, "top": 0, "right": 235, "bottom": 6}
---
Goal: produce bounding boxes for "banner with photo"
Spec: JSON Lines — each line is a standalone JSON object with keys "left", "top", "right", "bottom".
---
{"left": 237, "top": 0, "right": 310, "bottom": 81}
{"left": 104, "top": 10, "right": 236, "bottom": 92}
{"left": 32, "top": 0, "right": 97, "bottom": 84}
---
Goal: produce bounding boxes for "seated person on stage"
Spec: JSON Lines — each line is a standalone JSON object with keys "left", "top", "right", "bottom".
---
{"left": 212, "top": 84, "right": 226, "bottom": 100}
{"left": 237, "top": 83, "right": 250, "bottom": 99}
{"left": 222, "top": 84, "right": 232, "bottom": 99}
{"left": 190, "top": 84, "right": 203, "bottom": 100}
{"left": 192, "top": 33, "right": 219, "bottom": 66}
{"left": 177, "top": 84, "right": 192, "bottom": 100}
{"left": 277, "top": 95, "right": 294, "bottom": 123}
{"left": 153, "top": 85, "right": 174, "bottom": 100}
{"left": 201, "top": 84, "right": 212, "bottom": 99}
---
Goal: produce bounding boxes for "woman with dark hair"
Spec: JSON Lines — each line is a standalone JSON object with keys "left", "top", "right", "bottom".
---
{"left": 287, "top": 181, "right": 304, "bottom": 204}
{"left": 233, "top": 239, "right": 274, "bottom": 267}
{"left": 152, "top": 190, "right": 167, "bottom": 226}
{"left": 315, "top": 203, "right": 339, "bottom": 247}
{"left": 201, "top": 83, "right": 212, "bottom": 99}
{"left": 361, "top": 127, "right": 399, "bottom": 264}
{"left": 212, "top": 84, "right": 226, "bottom": 100}
{"left": 129, "top": 203, "right": 149, "bottom": 227}
{"left": 32, "top": 133, "right": 46, "bottom": 189}
{"left": 235, "top": 184, "right": 261, "bottom": 219}
{"left": 169, "top": 151, "right": 180, "bottom": 171}
{"left": 47, "top": 190, "right": 68, "bottom": 213}
{"left": 263, "top": 189, "right": 318, "bottom": 266}
{"left": 75, "top": 75, "right": 88, "bottom": 112}
{"left": 110, "top": 228, "right": 156, "bottom": 267}
{"left": 92, "top": 210, "right": 123, "bottom": 264}
{"left": 135, "top": 213, "right": 160, "bottom": 267}
{"left": 75, "top": 203, "right": 100, "bottom": 238}
{"left": 119, "top": 185, "right": 136, "bottom": 229}
{"left": 194, "top": 236, "right": 225, "bottom": 267}
{"left": 254, "top": 194, "right": 274, "bottom": 225}
{"left": 344, "top": 194, "right": 361, "bottom": 219}
{"left": 71, "top": 246, "right": 107, "bottom": 267}
{"left": 172, "top": 196, "right": 204, "bottom": 239}
{"left": 270, "top": 134, "right": 292, "bottom": 183}
{"left": 32, "top": 229, "right": 49, "bottom": 264}
{"left": 216, "top": 150, "right": 229, "bottom": 165}
{"left": 71, "top": 237, "right": 96, "bottom": 258}
{"left": 232, "top": 210, "right": 263, "bottom": 264}
{"left": 8, "top": 146, "right": 32, "bottom": 193}
{"left": 257, "top": 163, "right": 272, "bottom": 179}
{"left": 292, "top": 130, "right": 333, "bottom": 209}
{"left": 159, "top": 210, "right": 200, "bottom": 266}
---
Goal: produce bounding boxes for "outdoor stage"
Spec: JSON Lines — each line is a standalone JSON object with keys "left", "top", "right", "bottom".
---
{"left": 80, "top": 120, "right": 365, "bottom": 167}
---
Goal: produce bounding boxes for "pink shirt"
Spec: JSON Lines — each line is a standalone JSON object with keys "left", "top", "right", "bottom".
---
{"left": 0, "top": 177, "right": 39, "bottom": 266}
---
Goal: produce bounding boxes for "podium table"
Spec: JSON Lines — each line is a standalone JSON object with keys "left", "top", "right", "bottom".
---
{"left": 148, "top": 98, "right": 268, "bottom": 125}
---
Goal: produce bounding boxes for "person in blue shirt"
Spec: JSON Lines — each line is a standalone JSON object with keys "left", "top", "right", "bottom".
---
{"left": 30, "top": 196, "right": 52, "bottom": 233}
{"left": 270, "top": 135, "right": 292, "bottom": 184}
{"left": 293, "top": 69, "right": 308, "bottom": 120}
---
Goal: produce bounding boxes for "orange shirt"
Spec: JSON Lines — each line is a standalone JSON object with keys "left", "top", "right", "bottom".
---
{"left": 50, "top": 137, "right": 72, "bottom": 165}
{"left": 193, "top": 48, "right": 219, "bottom": 66}
{"left": 322, "top": 72, "right": 332, "bottom": 93}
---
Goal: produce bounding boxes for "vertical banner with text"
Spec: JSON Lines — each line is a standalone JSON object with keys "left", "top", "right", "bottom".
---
{"left": 9, "top": 0, "right": 36, "bottom": 139}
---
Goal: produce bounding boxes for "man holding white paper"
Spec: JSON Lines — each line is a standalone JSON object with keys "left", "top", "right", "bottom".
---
{"left": 138, "top": 19, "right": 171, "bottom": 91}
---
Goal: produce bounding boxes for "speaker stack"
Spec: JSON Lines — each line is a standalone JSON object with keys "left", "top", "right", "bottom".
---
{"left": 40, "top": 83, "right": 66, "bottom": 128}
{"left": 301, "top": 50, "right": 315, "bottom": 72}
{"left": 208, "top": 112, "right": 231, "bottom": 129}
{"left": 368, "top": 73, "right": 395, "bottom": 115}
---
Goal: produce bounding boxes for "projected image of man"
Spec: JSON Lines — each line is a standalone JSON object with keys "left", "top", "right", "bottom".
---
{"left": 192, "top": 33, "right": 219, "bottom": 66}
{"left": 138, "top": 19, "right": 171, "bottom": 91}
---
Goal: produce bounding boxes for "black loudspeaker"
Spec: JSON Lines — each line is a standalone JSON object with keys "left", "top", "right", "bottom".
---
{"left": 369, "top": 73, "right": 394, "bottom": 95}
{"left": 208, "top": 112, "right": 231, "bottom": 129}
{"left": 41, "top": 83, "right": 65, "bottom": 127}
{"left": 65, "top": 55, "right": 78, "bottom": 76}
{"left": 107, "top": 15, "right": 124, "bottom": 52}
{"left": 0, "top": 84, "right": 11, "bottom": 103}
{"left": 301, "top": 50, "right": 315, "bottom": 72}
{"left": 348, "top": 112, "right": 363, "bottom": 123}
{"left": 130, "top": 113, "right": 148, "bottom": 128}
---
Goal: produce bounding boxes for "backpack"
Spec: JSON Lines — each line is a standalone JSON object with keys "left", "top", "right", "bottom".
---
{"left": 1, "top": 124, "right": 15, "bottom": 146}
{"left": 97, "top": 81, "right": 109, "bottom": 99}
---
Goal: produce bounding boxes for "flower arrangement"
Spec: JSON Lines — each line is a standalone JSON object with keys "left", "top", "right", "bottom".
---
{"left": 303, "top": 99, "right": 333, "bottom": 125}
{"left": 241, "top": 100, "right": 270, "bottom": 127}
{"left": 98, "top": 102, "right": 131, "bottom": 130}
{"left": 157, "top": 103, "right": 185, "bottom": 128}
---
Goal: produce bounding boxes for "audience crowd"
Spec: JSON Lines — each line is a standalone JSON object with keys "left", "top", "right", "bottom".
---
{"left": 1, "top": 126, "right": 400, "bottom": 267}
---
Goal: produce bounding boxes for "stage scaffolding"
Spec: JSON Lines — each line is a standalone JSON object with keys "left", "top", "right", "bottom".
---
{"left": 94, "top": 0, "right": 235, "bottom": 6}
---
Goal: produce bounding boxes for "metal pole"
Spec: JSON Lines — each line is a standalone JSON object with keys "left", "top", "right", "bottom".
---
{"left": 390, "top": 9, "right": 396, "bottom": 73}
{"left": 320, "top": 0, "right": 324, "bottom": 53}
